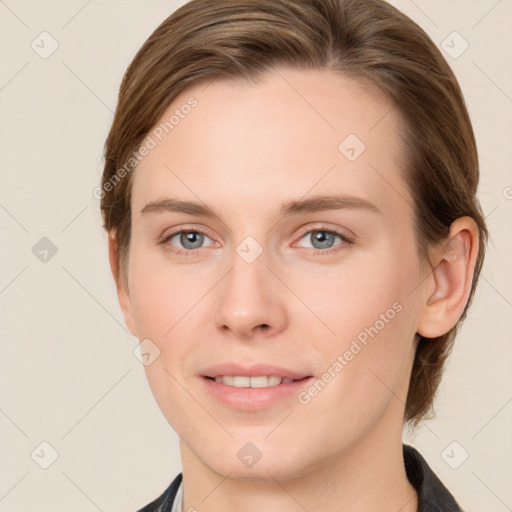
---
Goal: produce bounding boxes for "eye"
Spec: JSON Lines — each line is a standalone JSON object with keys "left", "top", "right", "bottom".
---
{"left": 294, "top": 225, "right": 354, "bottom": 255}
{"left": 158, "top": 225, "right": 354, "bottom": 257}
{"left": 159, "top": 228, "right": 215, "bottom": 255}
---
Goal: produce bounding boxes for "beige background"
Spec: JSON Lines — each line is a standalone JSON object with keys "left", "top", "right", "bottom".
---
{"left": 1, "top": 0, "right": 511, "bottom": 510}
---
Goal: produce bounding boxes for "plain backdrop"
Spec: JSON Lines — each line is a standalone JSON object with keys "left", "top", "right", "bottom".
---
{"left": 0, "top": 1, "right": 511, "bottom": 511}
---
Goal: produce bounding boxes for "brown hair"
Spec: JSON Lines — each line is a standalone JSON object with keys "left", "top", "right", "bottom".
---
{"left": 100, "top": 0, "right": 488, "bottom": 427}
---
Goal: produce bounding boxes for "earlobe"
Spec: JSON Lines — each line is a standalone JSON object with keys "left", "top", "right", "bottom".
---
{"left": 417, "top": 217, "right": 479, "bottom": 339}
{"left": 108, "top": 233, "right": 138, "bottom": 337}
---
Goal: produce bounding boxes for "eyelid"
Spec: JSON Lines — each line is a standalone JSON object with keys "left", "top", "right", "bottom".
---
{"left": 293, "top": 223, "right": 355, "bottom": 243}
{"left": 159, "top": 224, "right": 215, "bottom": 242}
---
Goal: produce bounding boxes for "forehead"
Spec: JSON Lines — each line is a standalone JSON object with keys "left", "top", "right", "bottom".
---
{"left": 131, "top": 67, "right": 412, "bottom": 220}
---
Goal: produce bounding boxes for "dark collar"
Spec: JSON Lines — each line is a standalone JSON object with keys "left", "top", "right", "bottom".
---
{"left": 403, "top": 443, "right": 463, "bottom": 511}
{"left": 136, "top": 444, "right": 463, "bottom": 512}
{"left": 135, "top": 472, "right": 182, "bottom": 512}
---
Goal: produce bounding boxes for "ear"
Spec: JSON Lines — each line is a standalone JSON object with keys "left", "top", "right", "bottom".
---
{"left": 108, "top": 233, "right": 137, "bottom": 337}
{"left": 417, "top": 216, "right": 480, "bottom": 338}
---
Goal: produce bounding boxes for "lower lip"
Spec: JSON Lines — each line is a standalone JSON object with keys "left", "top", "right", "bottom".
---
{"left": 201, "top": 376, "right": 314, "bottom": 411}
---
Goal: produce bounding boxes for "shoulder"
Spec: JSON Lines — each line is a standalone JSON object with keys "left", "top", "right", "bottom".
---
{"left": 403, "top": 444, "right": 464, "bottom": 512}
{"left": 133, "top": 473, "right": 183, "bottom": 512}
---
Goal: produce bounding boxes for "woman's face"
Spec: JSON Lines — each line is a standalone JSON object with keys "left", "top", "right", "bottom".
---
{"left": 117, "top": 68, "right": 431, "bottom": 479}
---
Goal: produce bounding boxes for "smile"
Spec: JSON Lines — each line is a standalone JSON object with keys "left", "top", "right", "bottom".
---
{"left": 209, "top": 375, "right": 298, "bottom": 387}
{"left": 202, "top": 374, "right": 314, "bottom": 411}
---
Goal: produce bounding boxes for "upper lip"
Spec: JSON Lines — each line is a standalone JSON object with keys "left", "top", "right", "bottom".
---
{"left": 201, "top": 363, "right": 312, "bottom": 380}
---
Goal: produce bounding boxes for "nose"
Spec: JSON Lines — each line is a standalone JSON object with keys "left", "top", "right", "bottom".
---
{"left": 214, "top": 248, "right": 288, "bottom": 341}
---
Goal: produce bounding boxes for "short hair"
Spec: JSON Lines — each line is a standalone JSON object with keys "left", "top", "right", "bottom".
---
{"left": 100, "top": 0, "right": 488, "bottom": 428}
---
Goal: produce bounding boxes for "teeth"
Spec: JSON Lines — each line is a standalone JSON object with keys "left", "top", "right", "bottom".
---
{"left": 234, "top": 376, "right": 250, "bottom": 387}
{"left": 213, "top": 375, "right": 296, "bottom": 388}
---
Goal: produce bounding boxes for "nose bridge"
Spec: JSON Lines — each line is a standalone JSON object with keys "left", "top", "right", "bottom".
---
{"left": 214, "top": 238, "right": 287, "bottom": 337}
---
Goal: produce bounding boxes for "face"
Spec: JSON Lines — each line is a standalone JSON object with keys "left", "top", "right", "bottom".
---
{"left": 117, "top": 68, "right": 431, "bottom": 481}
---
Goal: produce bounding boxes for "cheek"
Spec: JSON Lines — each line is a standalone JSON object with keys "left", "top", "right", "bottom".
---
{"left": 126, "top": 245, "right": 211, "bottom": 396}
{"left": 293, "top": 299, "right": 415, "bottom": 447}
{"left": 297, "top": 246, "right": 419, "bottom": 406}
{"left": 127, "top": 244, "right": 193, "bottom": 337}
{"left": 301, "top": 251, "right": 414, "bottom": 343}
{"left": 127, "top": 251, "right": 195, "bottom": 426}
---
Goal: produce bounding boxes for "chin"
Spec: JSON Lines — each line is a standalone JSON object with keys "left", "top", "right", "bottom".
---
{"left": 196, "top": 439, "right": 315, "bottom": 483}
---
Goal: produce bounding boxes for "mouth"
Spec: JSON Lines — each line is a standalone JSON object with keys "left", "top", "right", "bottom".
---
{"left": 204, "top": 375, "right": 310, "bottom": 388}
{"left": 200, "top": 364, "right": 314, "bottom": 411}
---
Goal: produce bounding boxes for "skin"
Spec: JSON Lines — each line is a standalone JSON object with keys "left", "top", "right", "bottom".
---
{"left": 109, "top": 67, "right": 479, "bottom": 512}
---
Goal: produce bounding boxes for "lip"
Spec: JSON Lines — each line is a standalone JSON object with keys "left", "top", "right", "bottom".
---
{"left": 200, "top": 363, "right": 314, "bottom": 412}
{"left": 201, "top": 363, "right": 311, "bottom": 380}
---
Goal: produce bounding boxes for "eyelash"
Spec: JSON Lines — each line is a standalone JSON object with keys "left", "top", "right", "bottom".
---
{"left": 158, "top": 224, "right": 355, "bottom": 257}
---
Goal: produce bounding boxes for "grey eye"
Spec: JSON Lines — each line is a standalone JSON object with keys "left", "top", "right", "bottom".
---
{"left": 172, "top": 231, "right": 210, "bottom": 250}
{"left": 300, "top": 230, "right": 340, "bottom": 250}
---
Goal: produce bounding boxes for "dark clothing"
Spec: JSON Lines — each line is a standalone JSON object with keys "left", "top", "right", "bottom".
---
{"left": 135, "top": 443, "right": 463, "bottom": 511}
{"left": 403, "top": 444, "right": 463, "bottom": 511}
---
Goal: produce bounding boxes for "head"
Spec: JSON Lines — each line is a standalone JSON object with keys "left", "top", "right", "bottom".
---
{"left": 100, "top": 0, "right": 487, "bottom": 479}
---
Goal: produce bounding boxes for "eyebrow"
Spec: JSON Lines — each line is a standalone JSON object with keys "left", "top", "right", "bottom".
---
{"left": 140, "top": 195, "right": 381, "bottom": 219}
